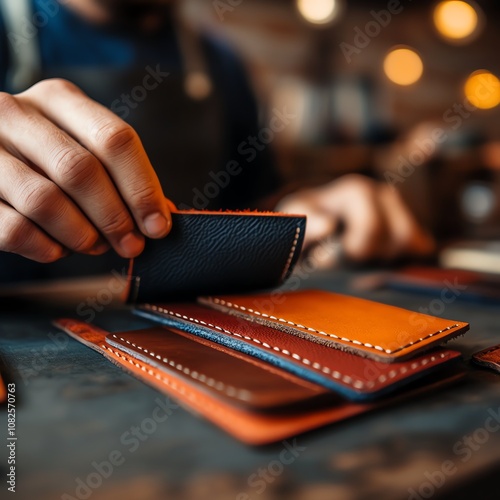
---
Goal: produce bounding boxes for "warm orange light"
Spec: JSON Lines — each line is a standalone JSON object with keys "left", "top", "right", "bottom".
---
{"left": 383, "top": 48, "right": 423, "bottom": 86}
{"left": 434, "top": 1, "right": 479, "bottom": 41}
{"left": 464, "top": 70, "right": 500, "bottom": 109}
{"left": 296, "top": 0, "right": 339, "bottom": 25}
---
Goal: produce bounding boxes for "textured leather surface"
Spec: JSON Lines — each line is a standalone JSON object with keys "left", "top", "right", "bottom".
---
{"left": 199, "top": 290, "right": 470, "bottom": 362}
{"left": 106, "top": 327, "right": 327, "bottom": 410}
{"left": 126, "top": 211, "right": 305, "bottom": 303}
{"left": 54, "top": 318, "right": 464, "bottom": 445}
{"left": 135, "top": 302, "right": 463, "bottom": 401}
{"left": 472, "top": 344, "right": 500, "bottom": 373}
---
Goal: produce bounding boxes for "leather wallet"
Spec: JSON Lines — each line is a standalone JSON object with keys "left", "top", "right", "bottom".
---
{"left": 54, "top": 318, "right": 464, "bottom": 445}
{"left": 472, "top": 344, "right": 500, "bottom": 373}
{"left": 135, "top": 302, "right": 463, "bottom": 401}
{"left": 195, "top": 290, "right": 469, "bottom": 362}
{"left": 54, "top": 211, "right": 471, "bottom": 444}
{"left": 126, "top": 211, "right": 306, "bottom": 302}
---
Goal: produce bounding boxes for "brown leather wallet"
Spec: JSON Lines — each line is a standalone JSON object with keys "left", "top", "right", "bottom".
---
{"left": 55, "top": 319, "right": 464, "bottom": 445}
{"left": 472, "top": 344, "right": 500, "bottom": 373}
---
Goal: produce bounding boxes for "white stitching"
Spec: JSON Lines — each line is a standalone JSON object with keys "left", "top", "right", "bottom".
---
{"left": 281, "top": 226, "right": 301, "bottom": 280}
{"left": 107, "top": 337, "right": 251, "bottom": 401}
{"left": 101, "top": 344, "right": 245, "bottom": 428}
{"left": 142, "top": 305, "right": 452, "bottom": 391}
{"left": 206, "top": 298, "right": 461, "bottom": 355}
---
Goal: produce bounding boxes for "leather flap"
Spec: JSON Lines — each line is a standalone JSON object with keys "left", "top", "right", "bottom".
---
{"left": 126, "top": 211, "right": 306, "bottom": 303}
{"left": 198, "top": 290, "right": 470, "bottom": 362}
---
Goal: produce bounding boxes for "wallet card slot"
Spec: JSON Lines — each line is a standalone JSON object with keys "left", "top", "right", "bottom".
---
{"left": 199, "top": 290, "right": 469, "bottom": 362}
{"left": 135, "top": 303, "right": 463, "bottom": 401}
{"left": 105, "top": 327, "right": 327, "bottom": 411}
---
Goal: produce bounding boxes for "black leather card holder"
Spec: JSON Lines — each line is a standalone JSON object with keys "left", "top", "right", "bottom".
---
{"left": 126, "top": 211, "right": 306, "bottom": 303}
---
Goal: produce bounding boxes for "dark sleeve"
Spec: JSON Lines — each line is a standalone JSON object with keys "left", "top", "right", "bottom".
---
{"left": 203, "top": 36, "right": 283, "bottom": 210}
{"left": 0, "top": 12, "right": 9, "bottom": 91}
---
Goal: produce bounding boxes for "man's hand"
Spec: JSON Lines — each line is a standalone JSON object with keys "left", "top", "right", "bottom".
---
{"left": 277, "top": 174, "right": 435, "bottom": 268}
{"left": 0, "top": 79, "right": 172, "bottom": 263}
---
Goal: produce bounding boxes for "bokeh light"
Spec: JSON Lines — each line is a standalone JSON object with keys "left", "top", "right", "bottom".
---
{"left": 383, "top": 47, "right": 424, "bottom": 86}
{"left": 434, "top": 1, "right": 479, "bottom": 41}
{"left": 296, "top": 0, "right": 339, "bottom": 25}
{"left": 464, "top": 70, "right": 500, "bottom": 109}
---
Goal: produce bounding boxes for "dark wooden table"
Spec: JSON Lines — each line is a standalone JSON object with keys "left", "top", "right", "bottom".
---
{"left": 0, "top": 270, "right": 499, "bottom": 500}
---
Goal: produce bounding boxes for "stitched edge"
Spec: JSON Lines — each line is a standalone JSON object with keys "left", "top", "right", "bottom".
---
{"left": 280, "top": 226, "right": 301, "bottom": 281}
{"left": 206, "top": 298, "right": 462, "bottom": 355}
{"left": 107, "top": 336, "right": 251, "bottom": 402}
{"left": 100, "top": 344, "right": 237, "bottom": 426}
{"left": 474, "top": 345, "right": 500, "bottom": 357}
{"left": 142, "top": 304, "right": 451, "bottom": 391}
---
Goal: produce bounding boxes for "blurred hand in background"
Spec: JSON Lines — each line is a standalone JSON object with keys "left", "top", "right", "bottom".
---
{"left": 277, "top": 174, "right": 436, "bottom": 269}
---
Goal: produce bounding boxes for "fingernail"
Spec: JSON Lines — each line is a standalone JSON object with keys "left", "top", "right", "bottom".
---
{"left": 144, "top": 212, "right": 171, "bottom": 238}
{"left": 89, "top": 240, "right": 110, "bottom": 256}
{"left": 119, "top": 232, "right": 145, "bottom": 258}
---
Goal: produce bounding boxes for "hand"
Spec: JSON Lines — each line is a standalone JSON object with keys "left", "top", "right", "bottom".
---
{"left": 277, "top": 174, "right": 435, "bottom": 268}
{"left": 0, "top": 79, "right": 172, "bottom": 263}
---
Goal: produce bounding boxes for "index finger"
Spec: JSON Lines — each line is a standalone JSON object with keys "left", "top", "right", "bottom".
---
{"left": 24, "top": 79, "right": 172, "bottom": 239}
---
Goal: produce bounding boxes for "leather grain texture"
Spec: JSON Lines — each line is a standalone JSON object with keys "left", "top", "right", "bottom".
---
{"left": 199, "top": 290, "right": 470, "bottom": 362}
{"left": 126, "top": 211, "right": 305, "bottom": 303}
{"left": 54, "top": 318, "right": 464, "bottom": 445}
{"left": 472, "top": 344, "right": 500, "bottom": 373}
{"left": 135, "top": 302, "right": 463, "bottom": 401}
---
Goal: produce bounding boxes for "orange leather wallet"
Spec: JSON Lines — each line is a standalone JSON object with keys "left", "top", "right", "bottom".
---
{"left": 55, "top": 211, "right": 470, "bottom": 444}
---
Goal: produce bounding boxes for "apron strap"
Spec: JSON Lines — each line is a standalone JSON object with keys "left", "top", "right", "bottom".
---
{"left": 0, "top": 0, "right": 41, "bottom": 92}
{"left": 173, "top": 6, "right": 212, "bottom": 101}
